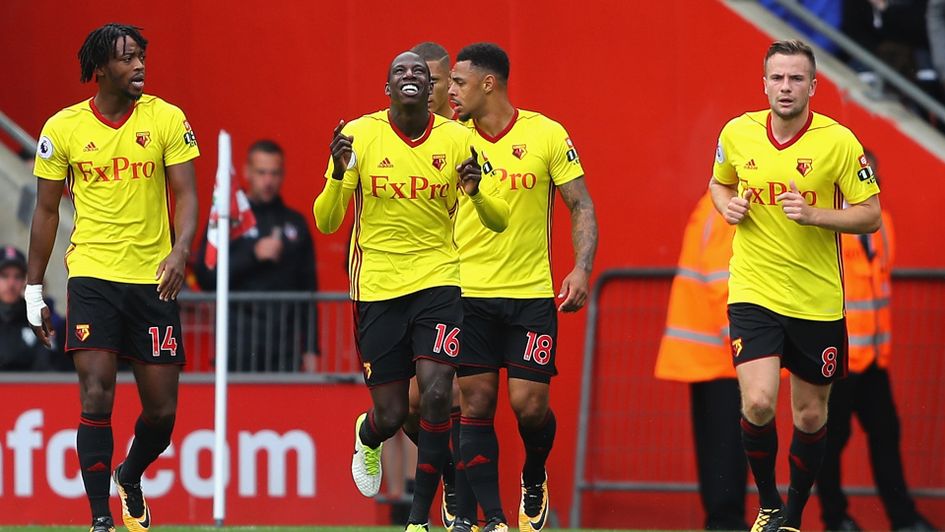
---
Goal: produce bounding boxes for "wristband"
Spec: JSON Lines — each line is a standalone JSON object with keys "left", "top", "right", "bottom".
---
{"left": 24, "top": 284, "right": 47, "bottom": 327}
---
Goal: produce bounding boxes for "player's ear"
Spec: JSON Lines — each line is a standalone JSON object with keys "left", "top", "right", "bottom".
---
{"left": 762, "top": 76, "right": 768, "bottom": 95}
{"left": 809, "top": 77, "right": 817, "bottom": 97}
{"left": 384, "top": 82, "right": 391, "bottom": 97}
{"left": 482, "top": 74, "right": 494, "bottom": 94}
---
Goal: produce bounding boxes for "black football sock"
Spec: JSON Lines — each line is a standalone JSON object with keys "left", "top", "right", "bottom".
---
{"left": 452, "top": 409, "right": 477, "bottom": 521}
{"left": 359, "top": 410, "right": 387, "bottom": 449}
{"left": 407, "top": 418, "right": 451, "bottom": 524}
{"left": 519, "top": 409, "right": 556, "bottom": 486}
{"left": 120, "top": 414, "right": 175, "bottom": 483}
{"left": 741, "top": 416, "right": 782, "bottom": 509}
{"left": 77, "top": 412, "right": 114, "bottom": 519}
{"left": 784, "top": 424, "right": 827, "bottom": 528}
{"left": 442, "top": 407, "right": 459, "bottom": 488}
{"left": 461, "top": 416, "right": 505, "bottom": 523}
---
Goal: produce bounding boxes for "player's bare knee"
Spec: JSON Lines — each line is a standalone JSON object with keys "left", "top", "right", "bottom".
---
{"left": 741, "top": 392, "right": 776, "bottom": 425}
{"left": 463, "top": 389, "right": 497, "bottom": 418}
{"left": 79, "top": 381, "right": 115, "bottom": 414}
{"left": 511, "top": 392, "right": 549, "bottom": 429}
{"left": 793, "top": 403, "right": 827, "bottom": 432}
{"left": 142, "top": 410, "right": 176, "bottom": 430}
{"left": 420, "top": 383, "right": 453, "bottom": 419}
{"left": 374, "top": 404, "right": 409, "bottom": 433}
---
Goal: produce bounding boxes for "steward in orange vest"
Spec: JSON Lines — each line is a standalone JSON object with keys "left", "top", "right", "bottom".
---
{"left": 655, "top": 192, "right": 736, "bottom": 382}
{"left": 654, "top": 191, "right": 746, "bottom": 530}
{"left": 841, "top": 212, "right": 893, "bottom": 372}
{"left": 817, "top": 205, "right": 935, "bottom": 531}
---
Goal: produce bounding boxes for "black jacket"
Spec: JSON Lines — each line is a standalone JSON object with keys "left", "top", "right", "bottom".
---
{"left": 194, "top": 195, "right": 319, "bottom": 371}
{"left": 0, "top": 300, "right": 70, "bottom": 371}
{"left": 195, "top": 195, "right": 316, "bottom": 292}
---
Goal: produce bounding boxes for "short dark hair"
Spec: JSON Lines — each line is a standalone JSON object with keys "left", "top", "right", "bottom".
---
{"left": 78, "top": 23, "right": 148, "bottom": 83}
{"left": 457, "top": 42, "right": 510, "bottom": 83}
{"left": 765, "top": 39, "right": 816, "bottom": 78}
{"left": 247, "top": 139, "right": 284, "bottom": 160}
{"left": 410, "top": 41, "right": 450, "bottom": 66}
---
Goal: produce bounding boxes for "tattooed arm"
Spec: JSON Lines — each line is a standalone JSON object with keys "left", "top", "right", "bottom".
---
{"left": 556, "top": 177, "right": 598, "bottom": 312}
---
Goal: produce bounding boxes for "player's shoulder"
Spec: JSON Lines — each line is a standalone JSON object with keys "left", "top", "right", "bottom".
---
{"left": 808, "top": 111, "right": 858, "bottom": 142}
{"left": 44, "top": 99, "right": 92, "bottom": 128}
{"left": 344, "top": 109, "right": 388, "bottom": 134}
{"left": 517, "top": 108, "right": 564, "bottom": 130}
{"left": 432, "top": 114, "right": 470, "bottom": 136}
{"left": 725, "top": 110, "right": 767, "bottom": 130}
{"left": 136, "top": 94, "right": 190, "bottom": 119}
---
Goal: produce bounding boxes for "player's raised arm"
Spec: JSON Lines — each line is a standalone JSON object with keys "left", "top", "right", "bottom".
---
{"left": 459, "top": 146, "right": 509, "bottom": 233}
{"left": 26, "top": 177, "right": 65, "bottom": 346}
{"left": 313, "top": 119, "right": 356, "bottom": 234}
{"left": 157, "top": 160, "right": 198, "bottom": 301}
{"left": 557, "top": 176, "right": 598, "bottom": 312}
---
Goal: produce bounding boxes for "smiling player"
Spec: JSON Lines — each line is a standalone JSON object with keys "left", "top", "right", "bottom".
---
{"left": 313, "top": 51, "right": 508, "bottom": 531}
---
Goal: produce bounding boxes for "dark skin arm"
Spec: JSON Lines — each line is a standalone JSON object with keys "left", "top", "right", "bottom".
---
{"left": 156, "top": 161, "right": 198, "bottom": 301}
{"left": 556, "top": 177, "right": 598, "bottom": 312}
{"left": 27, "top": 178, "right": 65, "bottom": 347}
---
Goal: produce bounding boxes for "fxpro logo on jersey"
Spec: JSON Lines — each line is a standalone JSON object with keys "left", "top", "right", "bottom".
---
{"left": 369, "top": 175, "right": 451, "bottom": 199}
{"left": 75, "top": 157, "right": 157, "bottom": 182}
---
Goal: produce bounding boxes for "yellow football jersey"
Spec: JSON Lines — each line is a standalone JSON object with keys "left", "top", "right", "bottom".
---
{"left": 713, "top": 110, "right": 880, "bottom": 320}
{"left": 456, "top": 109, "right": 584, "bottom": 298}
{"left": 316, "top": 110, "right": 505, "bottom": 302}
{"left": 33, "top": 95, "right": 199, "bottom": 284}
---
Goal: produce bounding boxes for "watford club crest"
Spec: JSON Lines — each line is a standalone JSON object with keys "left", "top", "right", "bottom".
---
{"left": 512, "top": 144, "right": 527, "bottom": 159}
{"left": 136, "top": 131, "right": 151, "bottom": 148}
{"left": 796, "top": 158, "right": 813, "bottom": 177}
{"left": 75, "top": 323, "right": 91, "bottom": 342}
{"left": 731, "top": 337, "right": 743, "bottom": 358}
{"left": 432, "top": 154, "right": 446, "bottom": 171}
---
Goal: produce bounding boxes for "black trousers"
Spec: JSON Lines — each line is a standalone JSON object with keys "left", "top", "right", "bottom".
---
{"left": 816, "top": 362, "right": 919, "bottom": 529}
{"left": 691, "top": 378, "right": 749, "bottom": 530}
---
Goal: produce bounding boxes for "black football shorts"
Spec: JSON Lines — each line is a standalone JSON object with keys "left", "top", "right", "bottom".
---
{"left": 458, "top": 297, "right": 558, "bottom": 384}
{"left": 354, "top": 286, "right": 462, "bottom": 387}
{"left": 728, "top": 302, "right": 847, "bottom": 384}
{"left": 66, "top": 276, "right": 185, "bottom": 364}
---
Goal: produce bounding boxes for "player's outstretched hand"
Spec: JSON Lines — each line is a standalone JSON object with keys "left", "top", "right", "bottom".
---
{"left": 156, "top": 247, "right": 187, "bottom": 301}
{"left": 458, "top": 146, "right": 482, "bottom": 196}
{"left": 724, "top": 188, "right": 752, "bottom": 225}
{"left": 330, "top": 119, "right": 354, "bottom": 179}
{"left": 558, "top": 266, "right": 590, "bottom": 312}
{"left": 776, "top": 180, "right": 815, "bottom": 225}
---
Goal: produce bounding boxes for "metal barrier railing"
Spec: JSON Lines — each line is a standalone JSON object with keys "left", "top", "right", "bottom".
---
{"left": 761, "top": 0, "right": 945, "bottom": 125}
{"left": 177, "top": 291, "right": 360, "bottom": 380}
{"left": 569, "top": 268, "right": 945, "bottom": 528}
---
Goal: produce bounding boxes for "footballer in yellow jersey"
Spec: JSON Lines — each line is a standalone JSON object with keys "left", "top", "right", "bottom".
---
{"left": 25, "top": 24, "right": 199, "bottom": 532}
{"left": 713, "top": 110, "right": 878, "bottom": 321}
{"left": 312, "top": 51, "right": 507, "bottom": 526}
{"left": 34, "top": 94, "right": 197, "bottom": 284}
{"left": 708, "top": 40, "right": 882, "bottom": 532}
{"left": 456, "top": 109, "right": 584, "bottom": 299}
{"left": 447, "top": 43, "right": 599, "bottom": 531}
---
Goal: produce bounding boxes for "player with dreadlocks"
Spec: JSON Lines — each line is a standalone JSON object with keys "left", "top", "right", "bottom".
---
{"left": 28, "top": 23, "right": 199, "bottom": 532}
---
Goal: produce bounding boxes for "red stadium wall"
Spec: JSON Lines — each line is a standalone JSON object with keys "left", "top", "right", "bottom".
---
{"left": 1, "top": 0, "right": 943, "bottom": 528}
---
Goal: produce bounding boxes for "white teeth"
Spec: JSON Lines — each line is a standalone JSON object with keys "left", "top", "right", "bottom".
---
{"left": 402, "top": 84, "right": 419, "bottom": 96}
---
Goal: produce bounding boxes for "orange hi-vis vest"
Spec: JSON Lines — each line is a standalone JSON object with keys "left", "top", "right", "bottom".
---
{"left": 655, "top": 192, "right": 737, "bottom": 382}
{"left": 841, "top": 212, "right": 894, "bottom": 372}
